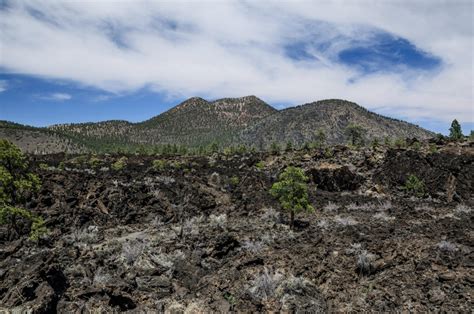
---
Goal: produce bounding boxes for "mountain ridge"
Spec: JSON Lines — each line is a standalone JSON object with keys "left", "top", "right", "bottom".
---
{"left": 0, "top": 96, "right": 434, "bottom": 153}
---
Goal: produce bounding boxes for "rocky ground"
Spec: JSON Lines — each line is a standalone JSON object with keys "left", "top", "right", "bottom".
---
{"left": 0, "top": 140, "right": 473, "bottom": 312}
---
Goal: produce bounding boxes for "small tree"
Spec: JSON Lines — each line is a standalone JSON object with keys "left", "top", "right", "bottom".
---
{"left": 313, "top": 129, "right": 326, "bottom": 149}
{"left": 402, "top": 174, "right": 425, "bottom": 197}
{"left": 270, "top": 166, "right": 314, "bottom": 228}
{"left": 449, "top": 119, "right": 463, "bottom": 141}
{"left": 209, "top": 142, "right": 219, "bottom": 153}
{"left": 285, "top": 141, "right": 293, "bottom": 152}
{"left": 345, "top": 124, "right": 366, "bottom": 146}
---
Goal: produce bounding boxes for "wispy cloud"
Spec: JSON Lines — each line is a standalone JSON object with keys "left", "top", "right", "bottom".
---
{"left": 0, "top": 80, "right": 7, "bottom": 92}
{"left": 92, "top": 94, "right": 114, "bottom": 102}
{"left": 38, "top": 92, "right": 72, "bottom": 101}
{"left": 0, "top": 0, "right": 472, "bottom": 123}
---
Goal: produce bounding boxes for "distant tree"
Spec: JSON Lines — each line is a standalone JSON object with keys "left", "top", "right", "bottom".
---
{"left": 371, "top": 138, "right": 380, "bottom": 149}
{"left": 209, "top": 142, "right": 219, "bottom": 153}
{"left": 197, "top": 145, "right": 206, "bottom": 156}
{"left": 237, "top": 144, "right": 248, "bottom": 154}
{"left": 270, "top": 166, "right": 314, "bottom": 228}
{"left": 345, "top": 124, "right": 366, "bottom": 146}
{"left": 179, "top": 146, "right": 188, "bottom": 155}
{"left": 161, "top": 144, "right": 171, "bottom": 155}
{"left": 449, "top": 119, "right": 463, "bottom": 141}
{"left": 137, "top": 145, "right": 148, "bottom": 155}
{"left": 394, "top": 138, "right": 407, "bottom": 149}
{"left": 470, "top": 130, "right": 474, "bottom": 141}
{"left": 285, "top": 141, "right": 293, "bottom": 152}
{"left": 303, "top": 142, "right": 311, "bottom": 151}
{"left": 313, "top": 129, "right": 326, "bottom": 148}
{"left": 171, "top": 144, "right": 179, "bottom": 155}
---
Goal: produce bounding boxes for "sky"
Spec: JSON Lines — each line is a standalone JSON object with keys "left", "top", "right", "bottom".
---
{"left": 0, "top": 0, "right": 473, "bottom": 134}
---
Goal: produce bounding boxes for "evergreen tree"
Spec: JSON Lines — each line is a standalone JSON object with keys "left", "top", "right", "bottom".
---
{"left": 449, "top": 119, "right": 463, "bottom": 141}
{"left": 345, "top": 124, "right": 366, "bottom": 146}
{"left": 270, "top": 166, "right": 314, "bottom": 228}
{"left": 314, "top": 129, "right": 326, "bottom": 148}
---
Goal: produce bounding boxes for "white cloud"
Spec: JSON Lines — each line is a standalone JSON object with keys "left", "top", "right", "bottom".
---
{"left": 0, "top": 80, "right": 7, "bottom": 92}
{"left": 38, "top": 92, "right": 72, "bottom": 101}
{"left": 0, "top": 0, "right": 472, "bottom": 123}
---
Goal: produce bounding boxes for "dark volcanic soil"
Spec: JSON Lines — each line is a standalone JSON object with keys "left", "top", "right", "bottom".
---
{"left": 1, "top": 143, "right": 473, "bottom": 312}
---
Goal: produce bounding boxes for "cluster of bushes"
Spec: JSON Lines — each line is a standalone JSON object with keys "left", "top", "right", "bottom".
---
{"left": 152, "top": 159, "right": 186, "bottom": 172}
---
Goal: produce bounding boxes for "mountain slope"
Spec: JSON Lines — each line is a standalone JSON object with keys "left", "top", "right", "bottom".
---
{"left": 238, "top": 99, "right": 434, "bottom": 148}
{"left": 134, "top": 95, "right": 277, "bottom": 146}
{"left": 47, "top": 96, "right": 277, "bottom": 149}
{"left": 2, "top": 97, "right": 435, "bottom": 153}
{"left": 49, "top": 120, "right": 135, "bottom": 152}
{"left": 0, "top": 121, "right": 85, "bottom": 154}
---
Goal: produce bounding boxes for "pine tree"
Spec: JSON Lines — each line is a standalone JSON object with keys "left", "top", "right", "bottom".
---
{"left": 449, "top": 119, "right": 463, "bottom": 141}
{"left": 270, "top": 166, "right": 314, "bottom": 228}
{"left": 345, "top": 124, "right": 366, "bottom": 146}
{"left": 314, "top": 129, "right": 326, "bottom": 148}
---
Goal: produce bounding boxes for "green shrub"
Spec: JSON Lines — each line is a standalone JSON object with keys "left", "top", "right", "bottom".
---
{"left": 255, "top": 161, "right": 265, "bottom": 170}
{"left": 0, "top": 205, "right": 48, "bottom": 240}
{"left": 270, "top": 166, "right": 314, "bottom": 228}
{"left": 70, "top": 155, "right": 88, "bottom": 166}
{"left": 411, "top": 141, "right": 421, "bottom": 151}
{"left": 223, "top": 147, "right": 234, "bottom": 156}
{"left": 229, "top": 175, "right": 240, "bottom": 186}
{"left": 152, "top": 159, "right": 167, "bottom": 171}
{"left": 223, "top": 292, "right": 237, "bottom": 306}
{"left": 394, "top": 138, "right": 406, "bottom": 149}
{"left": 111, "top": 157, "right": 128, "bottom": 171}
{"left": 237, "top": 145, "right": 248, "bottom": 154}
{"left": 171, "top": 161, "right": 184, "bottom": 169}
{"left": 38, "top": 163, "right": 49, "bottom": 170}
{"left": 88, "top": 156, "right": 102, "bottom": 168}
{"left": 324, "top": 147, "right": 333, "bottom": 158}
{"left": 0, "top": 139, "right": 41, "bottom": 204}
{"left": 0, "top": 140, "right": 46, "bottom": 241}
{"left": 429, "top": 144, "right": 438, "bottom": 153}
{"left": 402, "top": 174, "right": 425, "bottom": 197}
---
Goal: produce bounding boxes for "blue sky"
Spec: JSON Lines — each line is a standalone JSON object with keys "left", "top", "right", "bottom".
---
{"left": 0, "top": 1, "right": 472, "bottom": 134}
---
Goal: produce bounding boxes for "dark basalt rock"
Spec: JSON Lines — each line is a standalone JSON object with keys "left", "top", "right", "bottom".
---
{"left": 309, "top": 164, "right": 364, "bottom": 191}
